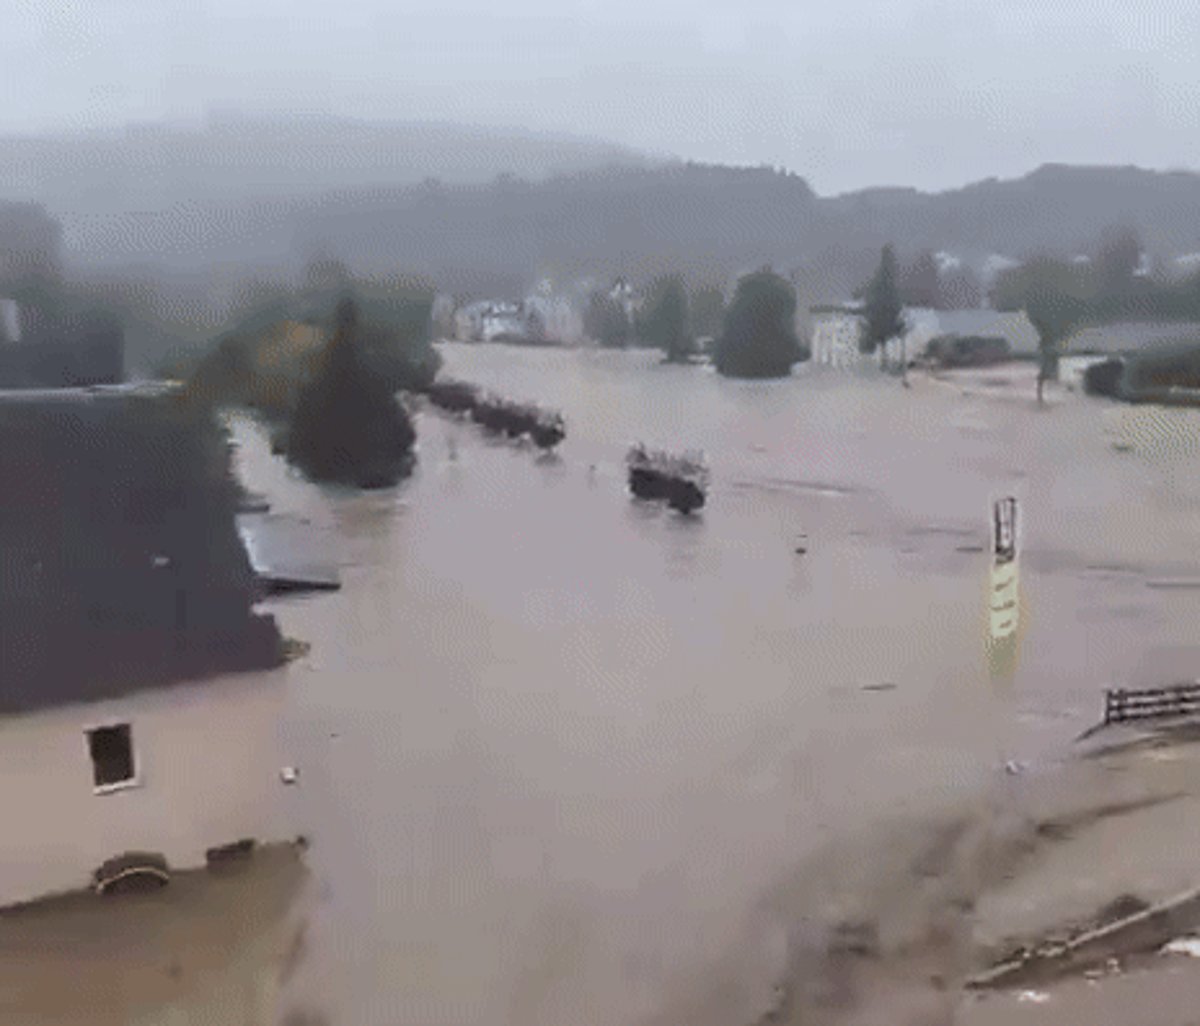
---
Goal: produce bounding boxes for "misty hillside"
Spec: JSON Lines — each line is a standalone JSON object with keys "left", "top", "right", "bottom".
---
{"left": 0, "top": 114, "right": 652, "bottom": 221}
{"left": 4, "top": 116, "right": 1200, "bottom": 301}
{"left": 823, "top": 164, "right": 1200, "bottom": 261}
{"left": 277, "top": 162, "right": 1200, "bottom": 296}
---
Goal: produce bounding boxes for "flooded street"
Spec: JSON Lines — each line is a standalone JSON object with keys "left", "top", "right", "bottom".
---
{"left": 235, "top": 346, "right": 1200, "bottom": 1026}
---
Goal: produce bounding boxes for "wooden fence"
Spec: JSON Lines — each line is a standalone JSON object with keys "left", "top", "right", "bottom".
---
{"left": 1103, "top": 683, "right": 1200, "bottom": 726}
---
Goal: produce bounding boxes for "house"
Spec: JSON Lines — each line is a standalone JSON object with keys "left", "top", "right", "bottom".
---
{"left": 455, "top": 296, "right": 575, "bottom": 344}
{"left": 809, "top": 304, "right": 1040, "bottom": 367}
{"left": 901, "top": 308, "right": 1040, "bottom": 359}
{"left": 1056, "top": 322, "right": 1200, "bottom": 394}
{"left": 0, "top": 384, "right": 298, "bottom": 906}
{"left": 1062, "top": 321, "right": 1200, "bottom": 356}
{"left": 809, "top": 303, "right": 865, "bottom": 367}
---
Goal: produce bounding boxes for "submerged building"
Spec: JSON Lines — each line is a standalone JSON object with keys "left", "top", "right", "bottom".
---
{"left": 0, "top": 384, "right": 297, "bottom": 905}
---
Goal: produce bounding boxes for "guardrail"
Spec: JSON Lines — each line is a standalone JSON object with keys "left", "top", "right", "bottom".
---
{"left": 1103, "top": 682, "right": 1200, "bottom": 726}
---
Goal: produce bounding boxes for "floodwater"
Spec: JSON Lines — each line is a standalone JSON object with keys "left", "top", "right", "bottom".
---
{"left": 232, "top": 346, "right": 1200, "bottom": 1026}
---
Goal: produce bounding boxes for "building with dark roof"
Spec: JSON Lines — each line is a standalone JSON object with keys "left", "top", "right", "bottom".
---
{"left": 0, "top": 385, "right": 297, "bottom": 904}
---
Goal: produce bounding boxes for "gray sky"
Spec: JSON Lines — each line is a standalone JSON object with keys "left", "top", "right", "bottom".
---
{"left": 7, "top": 0, "right": 1200, "bottom": 194}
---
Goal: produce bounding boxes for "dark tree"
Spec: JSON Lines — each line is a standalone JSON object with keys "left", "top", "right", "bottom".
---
{"left": 940, "top": 266, "right": 984, "bottom": 309}
{"left": 714, "top": 268, "right": 802, "bottom": 379}
{"left": 584, "top": 290, "right": 631, "bottom": 347}
{"left": 638, "top": 275, "right": 692, "bottom": 362}
{"left": 861, "top": 245, "right": 907, "bottom": 373}
{"left": 302, "top": 255, "right": 352, "bottom": 293}
{"left": 900, "top": 251, "right": 941, "bottom": 308}
{"left": 287, "top": 298, "right": 417, "bottom": 488}
{"left": 0, "top": 201, "right": 63, "bottom": 289}
{"left": 1093, "top": 226, "right": 1142, "bottom": 300}
{"left": 689, "top": 284, "right": 726, "bottom": 344}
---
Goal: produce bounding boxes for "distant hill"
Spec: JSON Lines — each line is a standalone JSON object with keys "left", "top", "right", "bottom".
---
{"left": 0, "top": 114, "right": 652, "bottom": 208}
{"left": 0, "top": 115, "right": 654, "bottom": 271}
{"left": 284, "top": 162, "right": 1200, "bottom": 297}
{"left": 3, "top": 116, "right": 1200, "bottom": 301}
{"left": 824, "top": 164, "right": 1200, "bottom": 262}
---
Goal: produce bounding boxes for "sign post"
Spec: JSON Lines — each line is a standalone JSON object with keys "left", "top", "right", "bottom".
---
{"left": 987, "top": 497, "right": 1020, "bottom": 772}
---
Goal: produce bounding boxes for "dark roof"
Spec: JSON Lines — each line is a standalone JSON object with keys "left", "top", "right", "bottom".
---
{"left": 1065, "top": 321, "right": 1200, "bottom": 356}
{"left": 0, "top": 385, "right": 282, "bottom": 715}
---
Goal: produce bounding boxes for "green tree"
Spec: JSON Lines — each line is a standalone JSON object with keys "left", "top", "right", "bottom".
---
{"left": 714, "top": 268, "right": 802, "bottom": 379}
{"left": 861, "top": 245, "right": 907, "bottom": 375}
{"left": 637, "top": 275, "right": 692, "bottom": 362}
{"left": 994, "top": 257, "right": 1090, "bottom": 404}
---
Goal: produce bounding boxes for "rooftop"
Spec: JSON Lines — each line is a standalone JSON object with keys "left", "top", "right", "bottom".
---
{"left": 0, "top": 386, "right": 282, "bottom": 715}
{"left": 1065, "top": 321, "right": 1200, "bottom": 356}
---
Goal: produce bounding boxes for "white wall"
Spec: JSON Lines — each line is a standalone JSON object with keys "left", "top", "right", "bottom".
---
{"left": 0, "top": 670, "right": 299, "bottom": 906}
{"left": 810, "top": 313, "right": 862, "bottom": 367}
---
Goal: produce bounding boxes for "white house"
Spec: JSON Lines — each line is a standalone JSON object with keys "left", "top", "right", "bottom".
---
{"left": 0, "top": 385, "right": 300, "bottom": 906}
{"left": 455, "top": 294, "right": 581, "bottom": 345}
{"left": 809, "top": 303, "right": 865, "bottom": 367}
{"left": 1062, "top": 321, "right": 1200, "bottom": 356}
{"left": 809, "top": 304, "right": 1040, "bottom": 367}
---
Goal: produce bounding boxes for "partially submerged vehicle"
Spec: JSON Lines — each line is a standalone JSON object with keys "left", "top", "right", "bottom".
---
{"left": 626, "top": 444, "right": 709, "bottom": 514}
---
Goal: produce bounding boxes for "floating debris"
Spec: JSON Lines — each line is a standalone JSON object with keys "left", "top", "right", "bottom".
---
{"left": 1161, "top": 936, "right": 1200, "bottom": 957}
{"left": 1017, "top": 990, "right": 1050, "bottom": 1004}
{"left": 281, "top": 638, "right": 312, "bottom": 661}
{"left": 626, "top": 443, "right": 709, "bottom": 514}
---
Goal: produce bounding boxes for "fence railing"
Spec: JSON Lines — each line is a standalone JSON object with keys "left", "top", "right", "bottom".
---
{"left": 1103, "top": 682, "right": 1200, "bottom": 726}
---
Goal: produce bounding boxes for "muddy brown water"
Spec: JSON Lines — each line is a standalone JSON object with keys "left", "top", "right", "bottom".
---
{"left": 230, "top": 346, "right": 1200, "bottom": 1026}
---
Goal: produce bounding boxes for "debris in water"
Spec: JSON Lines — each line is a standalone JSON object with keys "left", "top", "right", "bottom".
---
{"left": 861, "top": 682, "right": 897, "bottom": 692}
{"left": 1162, "top": 937, "right": 1200, "bottom": 957}
{"left": 1017, "top": 990, "right": 1050, "bottom": 1004}
{"left": 281, "top": 638, "right": 312, "bottom": 661}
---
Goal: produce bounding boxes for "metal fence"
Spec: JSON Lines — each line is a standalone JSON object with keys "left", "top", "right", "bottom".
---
{"left": 1103, "top": 683, "right": 1200, "bottom": 725}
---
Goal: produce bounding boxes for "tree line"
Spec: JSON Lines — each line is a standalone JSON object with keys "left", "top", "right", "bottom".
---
{"left": 993, "top": 227, "right": 1200, "bottom": 401}
{"left": 581, "top": 270, "right": 810, "bottom": 378}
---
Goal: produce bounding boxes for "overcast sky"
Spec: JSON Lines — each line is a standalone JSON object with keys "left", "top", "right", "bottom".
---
{"left": 7, "top": 0, "right": 1200, "bottom": 194}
